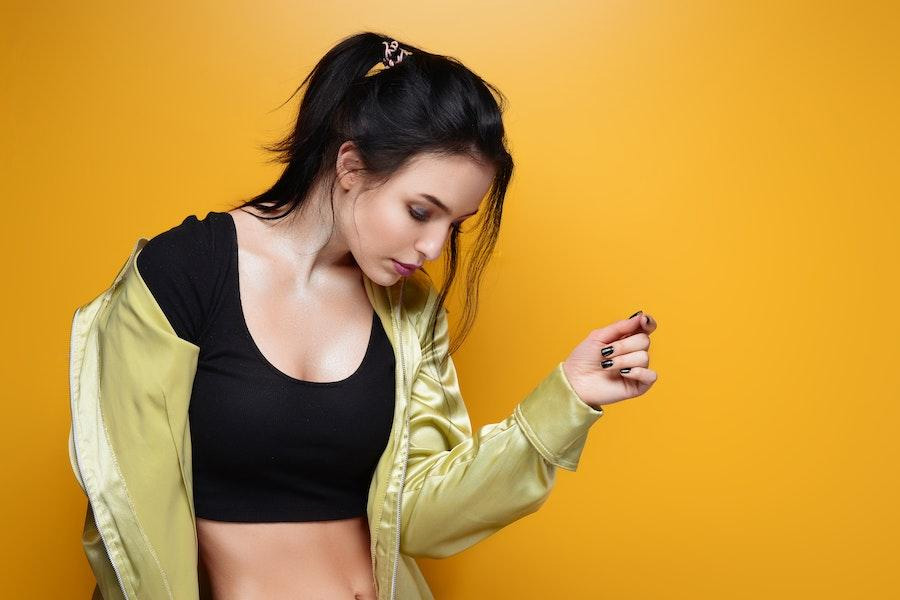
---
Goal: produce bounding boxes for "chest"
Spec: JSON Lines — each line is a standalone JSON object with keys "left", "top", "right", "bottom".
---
{"left": 227, "top": 220, "right": 377, "bottom": 384}
{"left": 239, "top": 273, "right": 376, "bottom": 384}
{"left": 187, "top": 244, "right": 398, "bottom": 521}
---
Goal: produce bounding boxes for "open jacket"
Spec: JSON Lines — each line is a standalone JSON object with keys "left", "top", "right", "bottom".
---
{"left": 67, "top": 237, "right": 604, "bottom": 600}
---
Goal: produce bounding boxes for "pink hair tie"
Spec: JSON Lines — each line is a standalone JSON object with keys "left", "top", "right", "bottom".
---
{"left": 364, "top": 39, "right": 414, "bottom": 78}
{"left": 381, "top": 39, "right": 413, "bottom": 68}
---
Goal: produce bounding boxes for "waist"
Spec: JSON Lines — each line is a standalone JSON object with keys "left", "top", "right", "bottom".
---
{"left": 197, "top": 515, "right": 376, "bottom": 599}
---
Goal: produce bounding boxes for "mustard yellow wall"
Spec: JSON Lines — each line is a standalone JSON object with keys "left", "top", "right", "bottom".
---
{"left": 3, "top": 1, "right": 898, "bottom": 597}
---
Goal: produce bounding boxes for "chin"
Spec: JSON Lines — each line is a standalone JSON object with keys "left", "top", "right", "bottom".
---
{"left": 377, "top": 272, "right": 402, "bottom": 286}
{"left": 360, "top": 258, "right": 400, "bottom": 287}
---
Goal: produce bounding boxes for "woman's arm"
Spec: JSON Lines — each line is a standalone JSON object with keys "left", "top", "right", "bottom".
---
{"left": 399, "top": 294, "right": 604, "bottom": 559}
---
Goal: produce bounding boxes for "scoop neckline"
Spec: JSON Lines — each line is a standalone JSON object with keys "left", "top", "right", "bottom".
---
{"left": 219, "top": 210, "right": 377, "bottom": 387}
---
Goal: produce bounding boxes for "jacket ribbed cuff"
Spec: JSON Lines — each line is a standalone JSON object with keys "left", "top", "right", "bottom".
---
{"left": 514, "top": 361, "right": 603, "bottom": 471}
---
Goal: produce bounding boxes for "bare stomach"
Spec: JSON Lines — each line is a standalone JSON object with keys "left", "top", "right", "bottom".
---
{"left": 196, "top": 515, "right": 377, "bottom": 600}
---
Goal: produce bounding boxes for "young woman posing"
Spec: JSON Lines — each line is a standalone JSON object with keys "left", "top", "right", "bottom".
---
{"left": 68, "top": 31, "right": 658, "bottom": 600}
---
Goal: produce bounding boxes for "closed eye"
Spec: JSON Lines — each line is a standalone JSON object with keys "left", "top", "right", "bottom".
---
{"left": 408, "top": 207, "right": 470, "bottom": 230}
{"left": 408, "top": 207, "right": 429, "bottom": 222}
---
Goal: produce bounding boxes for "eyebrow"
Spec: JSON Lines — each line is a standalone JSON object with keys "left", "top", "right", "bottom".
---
{"left": 419, "top": 193, "right": 479, "bottom": 218}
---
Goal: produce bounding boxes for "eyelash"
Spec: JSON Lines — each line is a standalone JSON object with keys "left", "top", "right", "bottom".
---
{"left": 408, "top": 207, "right": 464, "bottom": 229}
{"left": 408, "top": 207, "right": 430, "bottom": 222}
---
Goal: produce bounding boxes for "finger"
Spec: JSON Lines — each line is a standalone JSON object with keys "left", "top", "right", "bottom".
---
{"left": 599, "top": 333, "right": 649, "bottom": 360}
{"left": 618, "top": 366, "right": 658, "bottom": 385}
{"left": 640, "top": 313, "right": 657, "bottom": 334}
{"left": 613, "top": 312, "right": 657, "bottom": 342}
{"left": 596, "top": 311, "right": 649, "bottom": 345}
{"left": 599, "top": 349, "right": 649, "bottom": 372}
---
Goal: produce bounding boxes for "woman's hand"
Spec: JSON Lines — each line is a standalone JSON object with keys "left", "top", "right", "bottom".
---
{"left": 562, "top": 311, "right": 658, "bottom": 410}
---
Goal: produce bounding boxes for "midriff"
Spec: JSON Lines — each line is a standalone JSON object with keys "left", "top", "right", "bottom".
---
{"left": 196, "top": 515, "right": 377, "bottom": 599}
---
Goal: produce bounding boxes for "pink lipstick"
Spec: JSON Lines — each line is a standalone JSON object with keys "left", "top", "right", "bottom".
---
{"left": 392, "top": 260, "right": 418, "bottom": 276}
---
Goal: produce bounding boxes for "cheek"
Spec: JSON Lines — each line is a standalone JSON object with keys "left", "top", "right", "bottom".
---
{"left": 355, "top": 203, "right": 413, "bottom": 250}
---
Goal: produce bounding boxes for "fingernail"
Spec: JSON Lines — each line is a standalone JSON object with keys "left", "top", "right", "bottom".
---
{"left": 644, "top": 316, "right": 650, "bottom": 326}
{"left": 601, "top": 359, "right": 614, "bottom": 368}
{"left": 620, "top": 368, "right": 631, "bottom": 374}
{"left": 629, "top": 310, "right": 643, "bottom": 318}
{"left": 601, "top": 346, "right": 614, "bottom": 357}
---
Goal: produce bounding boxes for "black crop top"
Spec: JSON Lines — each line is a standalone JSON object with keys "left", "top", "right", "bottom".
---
{"left": 135, "top": 211, "right": 396, "bottom": 522}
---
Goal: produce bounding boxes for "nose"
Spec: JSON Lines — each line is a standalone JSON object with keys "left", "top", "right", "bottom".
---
{"left": 415, "top": 230, "right": 450, "bottom": 262}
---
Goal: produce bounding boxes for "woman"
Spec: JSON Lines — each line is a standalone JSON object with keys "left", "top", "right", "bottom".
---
{"left": 67, "top": 32, "right": 658, "bottom": 600}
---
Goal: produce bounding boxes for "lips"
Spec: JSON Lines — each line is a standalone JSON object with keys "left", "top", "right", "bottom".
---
{"left": 394, "top": 260, "right": 421, "bottom": 269}
{"left": 392, "top": 260, "right": 420, "bottom": 277}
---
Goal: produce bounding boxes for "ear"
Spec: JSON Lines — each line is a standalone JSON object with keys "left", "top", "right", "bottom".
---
{"left": 336, "top": 141, "right": 366, "bottom": 191}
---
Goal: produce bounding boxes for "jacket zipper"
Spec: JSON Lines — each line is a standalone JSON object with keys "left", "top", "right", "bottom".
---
{"left": 69, "top": 304, "right": 130, "bottom": 600}
{"left": 389, "top": 279, "right": 409, "bottom": 600}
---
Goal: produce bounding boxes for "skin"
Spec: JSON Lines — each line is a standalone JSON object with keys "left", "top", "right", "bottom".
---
{"left": 198, "top": 143, "right": 493, "bottom": 599}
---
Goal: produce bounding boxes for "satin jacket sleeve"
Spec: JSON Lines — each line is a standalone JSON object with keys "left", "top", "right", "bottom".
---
{"left": 68, "top": 243, "right": 202, "bottom": 600}
{"left": 399, "top": 289, "right": 604, "bottom": 559}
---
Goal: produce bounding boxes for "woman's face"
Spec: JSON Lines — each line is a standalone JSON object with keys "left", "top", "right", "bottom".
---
{"left": 337, "top": 145, "right": 495, "bottom": 286}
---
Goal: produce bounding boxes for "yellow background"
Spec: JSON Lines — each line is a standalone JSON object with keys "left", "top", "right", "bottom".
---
{"left": 3, "top": 1, "right": 899, "bottom": 597}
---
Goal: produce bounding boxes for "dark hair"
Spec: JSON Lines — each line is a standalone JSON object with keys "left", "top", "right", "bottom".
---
{"left": 232, "top": 31, "right": 514, "bottom": 381}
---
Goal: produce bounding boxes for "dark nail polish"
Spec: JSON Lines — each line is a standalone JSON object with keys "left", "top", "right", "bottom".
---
{"left": 601, "top": 359, "right": 614, "bottom": 368}
{"left": 629, "top": 310, "right": 643, "bottom": 318}
{"left": 601, "top": 346, "right": 614, "bottom": 357}
{"left": 620, "top": 368, "right": 631, "bottom": 374}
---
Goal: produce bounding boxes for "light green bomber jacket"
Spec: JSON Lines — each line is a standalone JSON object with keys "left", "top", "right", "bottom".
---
{"left": 67, "top": 237, "right": 604, "bottom": 600}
